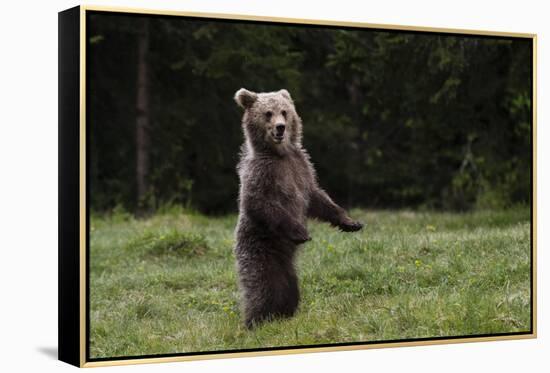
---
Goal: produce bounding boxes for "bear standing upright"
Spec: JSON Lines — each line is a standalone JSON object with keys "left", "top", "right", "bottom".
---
{"left": 234, "top": 88, "right": 363, "bottom": 329}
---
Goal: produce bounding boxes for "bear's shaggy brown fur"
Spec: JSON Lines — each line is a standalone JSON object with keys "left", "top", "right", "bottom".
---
{"left": 234, "top": 88, "right": 363, "bottom": 329}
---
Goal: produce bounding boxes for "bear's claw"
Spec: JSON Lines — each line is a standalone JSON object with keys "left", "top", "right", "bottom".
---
{"left": 339, "top": 221, "right": 363, "bottom": 232}
{"left": 292, "top": 234, "right": 312, "bottom": 244}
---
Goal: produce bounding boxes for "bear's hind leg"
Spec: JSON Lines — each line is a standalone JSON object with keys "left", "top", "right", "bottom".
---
{"left": 277, "top": 265, "right": 299, "bottom": 319}
{"left": 241, "top": 255, "right": 300, "bottom": 329}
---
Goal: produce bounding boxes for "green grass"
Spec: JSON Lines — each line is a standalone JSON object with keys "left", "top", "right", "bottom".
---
{"left": 89, "top": 208, "right": 531, "bottom": 358}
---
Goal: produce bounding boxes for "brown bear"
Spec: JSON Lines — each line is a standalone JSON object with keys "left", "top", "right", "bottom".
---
{"left": 234, "top": 88, "right": 363, "bottom": 329}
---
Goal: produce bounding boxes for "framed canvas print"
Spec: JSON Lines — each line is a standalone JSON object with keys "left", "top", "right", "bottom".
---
{"left": 58, "top": 5, "right": 537, "bottom": 367}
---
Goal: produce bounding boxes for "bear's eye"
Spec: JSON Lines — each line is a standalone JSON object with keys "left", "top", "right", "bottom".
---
{"left": 265, "top": 111, "right": 273, "bottom": 120}
{"left": 281, "top": 110, "right": 287, "bottom": 118}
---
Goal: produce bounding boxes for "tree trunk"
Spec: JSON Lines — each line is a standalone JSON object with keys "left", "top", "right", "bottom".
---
{"left": 346, "top": 74, "right": 362, "bottom": 207}
{"left": 136, "top": 19, "right": 150, "bottom": 209}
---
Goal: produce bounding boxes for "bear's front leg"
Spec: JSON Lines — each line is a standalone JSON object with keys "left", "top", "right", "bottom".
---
{"left": 244, "top": 197, "right": 311, "bottom": 243}
{"left": 307, "top": 187, "right": 363, "bottom": 232}
{"left": 285, "top": 218, "right": 311, "bottom": 244}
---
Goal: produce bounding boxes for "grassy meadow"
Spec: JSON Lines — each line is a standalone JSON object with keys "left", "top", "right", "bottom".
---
{"left": 89, "top": 208, "right": 531, "bottom": 359}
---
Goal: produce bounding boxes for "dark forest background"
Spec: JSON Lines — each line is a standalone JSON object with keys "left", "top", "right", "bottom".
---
{"left": 87, "top": 12, "right": 532, "bottom": 215}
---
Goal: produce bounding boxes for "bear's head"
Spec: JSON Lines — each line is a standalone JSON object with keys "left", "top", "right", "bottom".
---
{"left": 234, "top": 88, "right": 303, "bottom": 156}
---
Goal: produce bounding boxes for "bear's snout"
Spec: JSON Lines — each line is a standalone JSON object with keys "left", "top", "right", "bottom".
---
{"left": 275, "top": 124, "right": 286, "bottom": 138}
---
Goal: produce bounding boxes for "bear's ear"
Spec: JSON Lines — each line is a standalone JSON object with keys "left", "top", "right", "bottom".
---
{"left": 279, "top": 89, "right": 292, "bottom": 101}
{"left": 234, "top": 88, "right": 258, "bottom": 109}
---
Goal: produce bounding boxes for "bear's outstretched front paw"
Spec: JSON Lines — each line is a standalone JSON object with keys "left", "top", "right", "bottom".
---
{"left": 339, "top": 220, "right": 363, "bottom": 232}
